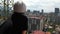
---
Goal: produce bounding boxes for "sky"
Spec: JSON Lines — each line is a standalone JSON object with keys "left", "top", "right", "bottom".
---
{"left": 14, "top": 0, "right": 60, "bottom": 13}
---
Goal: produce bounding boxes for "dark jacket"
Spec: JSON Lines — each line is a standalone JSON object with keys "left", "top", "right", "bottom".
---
{"left": 0, "top": 17, "right": 13, "bottom": 34}
{"left": 11, "top": 12, "right": 28, "bottom": 34}
{"left": 0, "top": 12, "right": 28, "bottom": 34}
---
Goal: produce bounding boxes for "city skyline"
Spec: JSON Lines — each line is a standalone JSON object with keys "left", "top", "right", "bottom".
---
{"left": 14, "top": 0, "right": 60, "bottom": 13}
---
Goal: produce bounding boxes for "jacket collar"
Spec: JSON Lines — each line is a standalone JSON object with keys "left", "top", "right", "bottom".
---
{"left": 14, "top": 12, "right": 24, "bottom": 15}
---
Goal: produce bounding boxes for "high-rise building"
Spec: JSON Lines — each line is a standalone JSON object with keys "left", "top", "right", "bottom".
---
{"left": 40, "top": 9, "right": 44, "bottom": 15}
{"left": 55, "top": 8, "right": 59, "bottom": 15}
{"left": 27, "top": 9, "right": 30, "bottom": 12}
{"left": 41, "top": 9, "right": 44, "bottom": 14}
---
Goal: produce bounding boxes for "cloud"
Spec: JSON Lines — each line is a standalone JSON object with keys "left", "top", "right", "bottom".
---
{"left": 14, "top": 0, "right": 60, "bottom": 13}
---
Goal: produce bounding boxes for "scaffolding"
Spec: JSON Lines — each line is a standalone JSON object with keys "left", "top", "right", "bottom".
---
{"left": 0, "top": 0, "right": 14, "bottom": 19}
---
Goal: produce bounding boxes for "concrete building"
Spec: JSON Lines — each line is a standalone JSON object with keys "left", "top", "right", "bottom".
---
{"left": 26, "top": 12, "right": 46, "bottom": 32}
{"left": 25, "top": 10, "right": 47, "bottom": 32}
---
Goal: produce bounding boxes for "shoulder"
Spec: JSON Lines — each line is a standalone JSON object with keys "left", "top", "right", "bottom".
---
{"left": 22, "top": 15, "right": 28, "bottom": 20}
{"left": 0, "top": 17, "right": 12, "bottom": 28}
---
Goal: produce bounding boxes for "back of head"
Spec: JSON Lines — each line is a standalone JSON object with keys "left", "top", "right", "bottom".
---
{"left": 14, "top": 1, "right": 26, "bottom": 13}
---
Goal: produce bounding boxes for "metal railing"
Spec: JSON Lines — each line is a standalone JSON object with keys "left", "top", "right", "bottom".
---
{"left": 0, "top": 0, "right": 14, "bottom": 18}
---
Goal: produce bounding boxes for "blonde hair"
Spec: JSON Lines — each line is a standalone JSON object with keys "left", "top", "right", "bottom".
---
{"left": 14, "top": 1, "right": 26, "bottom": 13}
